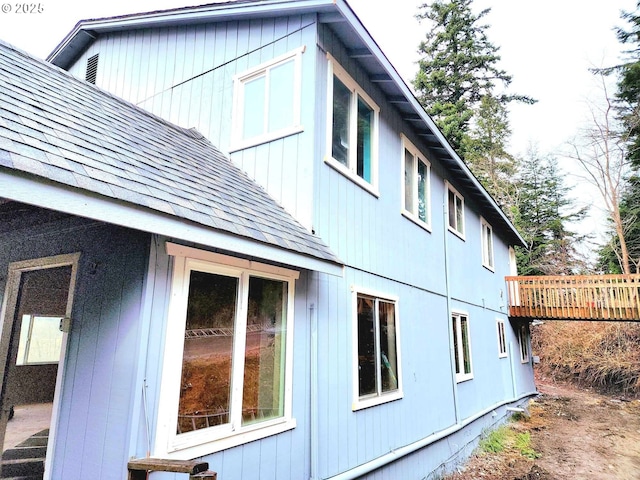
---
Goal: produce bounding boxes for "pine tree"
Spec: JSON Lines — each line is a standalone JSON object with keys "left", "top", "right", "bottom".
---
{"left": 515, "top": 148, "right": 588, "bottom": 275}
{"left": 412, "top": 0, "right": 534, "bottom": 156}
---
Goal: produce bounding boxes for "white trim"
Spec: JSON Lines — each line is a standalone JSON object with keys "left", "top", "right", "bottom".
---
{"left": 446, "top": 181, "right": 465, "bottom": 240}
{"left": 0, "top": 172, "right": 343, "bottom": 277}
{"left": 480, "top": 217, "right": 495, "bottom": 272}
{"left": 400, "top": 134, "right": 431, "bottom": 231}
{"left": 451, "top": 311, "right": 473, "bottom": 383}
{"left": 154, "top": 248, "right": 298, "bottom": 459}
{"left": 496, "top": 319, "right": 508, "bottom": 358}
{"left": 351, "top": 286, "right": 403, "bottom": 411}
{"left": 325, "top": 53, "right": 380, "bottom": 194}
{"left": 230, "top": 46, "right": 305, "bottom": 151}
{"left": 0, "top": 253, "right": 80, "bottom": 480}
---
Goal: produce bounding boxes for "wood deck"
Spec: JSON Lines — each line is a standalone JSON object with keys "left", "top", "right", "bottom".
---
{"left": 505, "top": 275, "right": 640, "bottom": 321}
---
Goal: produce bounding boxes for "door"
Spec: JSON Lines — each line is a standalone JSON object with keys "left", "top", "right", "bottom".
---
{"left": 0, "top": 253, "right": 79, "bottom": 479}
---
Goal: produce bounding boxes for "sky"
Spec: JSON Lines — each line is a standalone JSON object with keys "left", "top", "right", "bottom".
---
{"left": 0, "top": 0, "right": 637, "bottom": 241}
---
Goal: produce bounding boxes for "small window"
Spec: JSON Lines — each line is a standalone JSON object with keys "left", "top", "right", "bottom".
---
{"left": 519, "top": 324, "right": 530, "bottom": 363}
{"left": 452, "top": 312, "right": 473, "bottom": 382}
{"left": 497, "top": 319, "right": 507, "bottom": 358}
{"left": 155, "top": 245, "right": 298, "bottom": 457}
{"left": 447, "top": 183, "right": 465, "bottom": 238}
{"left": 353, "top": 289, "right": 402, "bottom": 409}
{"left": 231, "top": 47, "right": 303, "bottom": 150}
{"left": 326, "top": 55, "right": 379, "bottom": 194}
{"left": 481, "top": 218, "right": 494, "bottom": 270}
{"left": 402, "top": 135, "right": 431, "bottom": 229}
{"left": 16, "top": 315, "right": 63, "bottom": 365}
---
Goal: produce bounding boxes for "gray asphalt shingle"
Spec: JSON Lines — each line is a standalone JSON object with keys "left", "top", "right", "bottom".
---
{"left": 0, "top": 40, "right": 340, "bottom": 266}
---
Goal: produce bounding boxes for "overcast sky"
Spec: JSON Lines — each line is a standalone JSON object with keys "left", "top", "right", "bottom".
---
{"left": 1, "top": 0, "right": 635, "bottom": 155}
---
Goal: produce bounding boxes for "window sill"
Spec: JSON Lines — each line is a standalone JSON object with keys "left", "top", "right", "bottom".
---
{"left": 157, "top": 417, "right": 297, "bottom": 460}
{"left": 448, "top": 226, "right": 465, "bottom": 241}
{"left": 455, "top": 373, "right": 473, "bottom": 383}
{"left": 498, "top": 352, "right": 508, "bottom": 359}
{"left": 352, "top": 390, "right": 403, "bottom": 411}
{"left": 324, "top": 157, "right": 379, "bottom": 198}
{"left": 229, "top": 125, "right": 304, "bottom": 153}
{"left": 482, "top": 263, "right": 495, "bottom": 273}
{"left": 520, "top": 358, "right": 530, "bottom": 364}
{"left": 401, "top": 211, "right": 432, "bottom": 232}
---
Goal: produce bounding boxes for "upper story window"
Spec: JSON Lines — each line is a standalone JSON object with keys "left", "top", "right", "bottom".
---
{"left": 155, "top": 244, "right": 298, "bottom": 458}
{"left": 326, "top": 55, "right": 379, "bottom": 195}
{"left": 447, "top": 182, "right": 465, "bottom": 238}
{"left": 497, "top": 319, "right": 508, "bottom": 358}
{"left": 353, "top": 288, "right": 402, "bottom": 410}
{"left": 402, "top": 135, "right": 431, "bottom": 229}
{"left": 481, "top": 217, "right": 494, "bottom": 271}
{"left": 231, "top": 47, "right": 304, "bottom": 151}
{"left": 452, "top": 312, "right": 473, "bottom": 382}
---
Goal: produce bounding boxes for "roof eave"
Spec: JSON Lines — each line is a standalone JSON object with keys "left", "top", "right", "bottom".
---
{"left": 0, "top": 169, "right": 344, "bottom": 277}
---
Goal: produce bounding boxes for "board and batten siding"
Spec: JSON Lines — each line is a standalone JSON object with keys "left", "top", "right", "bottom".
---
{"left": 0, "top": 205, "right": 150, "bottom": 479}
{"left": 66, "top": 14, "right": 319, "bottom": 231}
{"left": 137, "top": 237, "right": 314, "bottom": 480}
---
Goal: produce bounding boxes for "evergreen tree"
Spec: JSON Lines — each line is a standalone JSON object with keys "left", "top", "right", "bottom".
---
{"left": 412, "top": 0, "right": 534, "bottom": 157}
{"left": 514, "top": 148, "right": 588, "bottom": 275}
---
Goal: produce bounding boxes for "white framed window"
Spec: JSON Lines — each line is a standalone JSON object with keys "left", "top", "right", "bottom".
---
{"left": 447, "top": 182, "right": 465, "bottom": 238}
{"left": 481, "top": 217, "right": 494, "bottom": 271}
{"left": 231, "top": 47, "right": 304, "bottom": 150}
{"left": 452, "top": 312, "right": 473, "bottom": 382}
{"left": 16, "top": 315, "right": 64, "bottom": 365}
{"left": 326, "top": 54, "right": 379, "bottom": 195}
{"left": 352, "top": 288, "right": 402, "bottom": 410}
{"left": 496, "top": 319, "right": 507, "bottom": 358}
{"left": 519, "top": 323, "right": 530, "bottom": 363}
{"left": 402, "top": 135, "right": 431, "bottom": 229}
{"left": 155, "top": 244, "right": 298, "bottom": 458}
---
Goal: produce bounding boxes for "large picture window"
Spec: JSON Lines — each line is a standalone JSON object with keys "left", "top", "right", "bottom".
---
{"left": 156, "top": 244, "right": 298, "bottom": 458}
{"left": 402, "top": 135, "right": 431, "bottom": 228}
{"left": 452, "top": 312, "right": 473, "bottom": 382}
{"left": 231, "top": 47, "right": 303, "bottom": 150}
{"left": 353, "top": 289, "right": 402, "bottom": 410}
{"left": 326, "top": 55, "right": 379, "bottom": 194}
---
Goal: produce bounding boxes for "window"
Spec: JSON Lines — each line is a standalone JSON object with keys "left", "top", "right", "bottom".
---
{"left": 481, "top": 218, "right": 494, "bottom": 270}
{"left": 496, "top": 319, "right": 507, "bottom": 358}
{"left": 16, "top": 315, "right": 64, "bottom": 365}
{"left": 447, "top": 183, "right": 465, "bottom": 238}
{"left": 231, "top": 47, "right": 303, "bottom": 150}
{"left": 155, "top": 244, "right": 298, "bottom": 458}
{"left": 452, "top": 312, "right": 473, "bottom": 382}
{"left": 326, "top": 55, "right": 379, "bottom": 194}
{"left": 353, "top": 289, "right": 402, "bottom": 409}
{"left": 402, "top": 135, "right": 431, "bottom": 228}
{"left": 519, "top": 324, "right": 530, "bottom": 363}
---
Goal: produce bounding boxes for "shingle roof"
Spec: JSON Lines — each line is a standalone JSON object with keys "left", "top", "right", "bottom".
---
{"left": 0, "top": 40, "right": 340, "bottom": 266}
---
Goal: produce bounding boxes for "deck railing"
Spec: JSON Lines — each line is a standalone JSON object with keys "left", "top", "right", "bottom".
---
{"left": 505, "top": 274, "right": 640, "bottom": 321}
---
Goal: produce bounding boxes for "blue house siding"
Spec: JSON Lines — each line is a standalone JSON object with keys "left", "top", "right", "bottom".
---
{"left": 66, "top": 14, "right": 319, "bottom": 230}
{"left": 0, "top": 205, "right": 150, "bottom": 479}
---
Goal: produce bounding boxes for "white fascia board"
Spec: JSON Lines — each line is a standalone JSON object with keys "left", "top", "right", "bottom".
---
{"left": 0, "top": 171, "right": 344, "bottom": 277}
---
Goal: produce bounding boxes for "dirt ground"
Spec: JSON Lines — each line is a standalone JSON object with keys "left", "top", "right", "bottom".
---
{"left": 445, "top": 376, "right": 640, "bottom": 480}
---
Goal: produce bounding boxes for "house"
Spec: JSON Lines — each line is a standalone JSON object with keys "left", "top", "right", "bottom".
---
{"left": 0, "top": 1, "right": 536, "bottom": 479}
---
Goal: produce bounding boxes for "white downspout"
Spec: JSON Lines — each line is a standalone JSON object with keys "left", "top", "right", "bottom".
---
{"left": 310, "top": 302, "right": 319, "bottom": 480}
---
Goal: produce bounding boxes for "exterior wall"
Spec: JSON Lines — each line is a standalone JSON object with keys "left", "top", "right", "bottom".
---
{"left": 0, "top": 204, "right": 150, "bottom": 479}
{"left": 66, "top": 14, "right": 319, "bottom": 231}
{"left": 134, "top": 236, "right": 315, "bottom": 480}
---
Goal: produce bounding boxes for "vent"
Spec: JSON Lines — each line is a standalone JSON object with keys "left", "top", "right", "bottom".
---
{"left": 85, "top": 53, "right": 99, "bottom": 84}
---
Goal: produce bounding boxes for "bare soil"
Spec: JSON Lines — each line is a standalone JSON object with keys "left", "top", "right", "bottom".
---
{"left": 445, "top": 376, "right": 640, "bottom": 480}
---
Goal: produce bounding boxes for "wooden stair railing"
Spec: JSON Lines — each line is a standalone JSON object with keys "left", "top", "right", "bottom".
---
{"left": 127, "top": 458, "right": 217, "bottom": 479}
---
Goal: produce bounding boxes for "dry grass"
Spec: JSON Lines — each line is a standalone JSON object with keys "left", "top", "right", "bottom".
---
{"left": 532, "top": 321, "right": 640, "bottom": 396}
